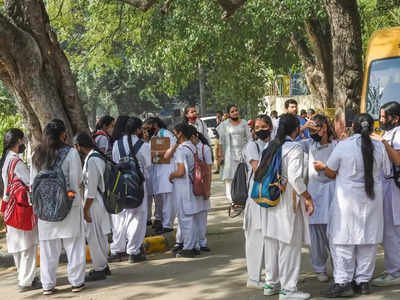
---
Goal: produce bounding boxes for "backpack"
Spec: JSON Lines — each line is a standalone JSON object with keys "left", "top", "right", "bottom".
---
{"left": 251, "top": 143, "right": 286, "bottom": 208}
{"left": 116, "top": 137, "right": 145, "bottom": 209}
{"left": 184, "top": 145, "right": 210, "bottom": 199}
{"left": 231, "top": 143, "right": 260, "bottom": 207}
{"left": 32, "top": 147, "right": 73, "bottom": 222}
{"left": 0, "top": 158, "right": 37, "bottom": 230}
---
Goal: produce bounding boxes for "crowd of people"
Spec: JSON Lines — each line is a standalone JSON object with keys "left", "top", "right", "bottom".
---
{"left": 0, "top": 106, "right": 213, "bottom": 295}
{"left": 1, "top": 98, "right": 400, "bottom": 299}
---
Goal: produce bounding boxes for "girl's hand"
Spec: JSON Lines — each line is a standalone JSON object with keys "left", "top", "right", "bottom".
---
{"left": 169, "top": 174, "right": 175, "bottom": 183}
{"left": 84, "top": 207, "right": 92, "bottom": 223}
{"left": 304, "top": 196, "right": 314, "bottom": 216}
{"left": 313, "top": 161, "right": 327, "bottom": 172}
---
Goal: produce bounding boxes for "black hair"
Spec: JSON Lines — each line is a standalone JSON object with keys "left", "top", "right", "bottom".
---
{"left": 197, "top": 132, "right": 214, "bottom": 162}
{"left": 353, "top": 113, "right": 375, "bottom": 199}
{"left": 125, "top": 117, "right": 143, "bottom": 135}
{"left": 111, "top": 115, "right": 129, "bottom": 144}
{"left": 149, "top": 117, "right": 167, "bottom": 129}
{"left": 0, "top": 128, "right": 24, "bottom": 194}
{"left": 183, "top": 105, "right": 196, "bottom": 122}
{"left": 312, "top": 114, "right": 337, "bottom": 141}
{"left": 174, "top": 123, "right": 196, "bottom": 140}
{"left": 381, "top": 101, "right": 400, "bottom": 123}
{"left": 284, "top": 99, "right": 297, "bottom": 109}
{"left": 270, "top": 110, "right": 278, "bottom": 117}
{"left": 255, "top": 114, "right": 273, "bottom": 129}
{"left": 300, "top": 109, "right": 307, "bottom": 115}
{"left": 254, "top": 114, "right": 299, "bottom": 182}
{"left": 308, "top": 108, "right": 315, "bottom": 115}
{"left": 73, "top": 132, "right": 97, "bottom": 150}
{"left": 226, "top": 104, "right": 238, "bottom": 114}
{"left": 32, "top": 119, "right": 67, "bottom": 171}
{"left": 96, "top": 115, "right": 115, "bottom": 131}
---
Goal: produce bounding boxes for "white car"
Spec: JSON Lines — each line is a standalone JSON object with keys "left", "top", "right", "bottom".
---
{"left": 200, "top": 116, "right": 218, "bottom": 141}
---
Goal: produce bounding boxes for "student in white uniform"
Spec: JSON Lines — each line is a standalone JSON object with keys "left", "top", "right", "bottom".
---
{"left": 0, "top": 129, "right": 40, "bottom": 292}
{"left": 256, "top": 113, "right": 314, "bottom": 299}
{"left": 299, "top": 115, "right": 337, "bottom": 283}
{"left": 31, "top": 119, "right": 85, "bottom": 295}
{"left": 93, "top": 115, "right": 115, "bottom": 154}
{"left": 72, "top": 132, "right": 112, "bottom": 281}
{"left": 241, "top": 115, "right": 272, "bottom": 290}
{"left": 149, "top": 117, "right": 177, "bottom": 234}
{"left": 192, "top": 132, "right": 213, "bottom": 253}
{"left": 371, "top": 102, "right": 400, "bottom": 287}
{"left": 315, "top": 114, "right": 390, "bottom": 297}
{"left": 184, "top": 106, "right": 210, "bottom": 143}
{"left": 169, "top": 123, "right": 201, "bottom": 258}
{"left": 110, "top": 117, "right": 151, "bottom": 263}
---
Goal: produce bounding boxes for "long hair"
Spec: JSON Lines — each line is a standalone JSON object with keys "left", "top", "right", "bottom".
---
{"left": 381, "top": 101, "right": 400, "bottom": 123}
{"left": 197, "top": 132, "right": 214, "bottom": 161}
{"left": 174, "top": 123, "right": 196, "bottom": 140}
{"left": 126, "top": 117, "right": 143, "bottom": 150}
{"left": 353, "top": 114, "right": 375, "bottom": 199}
{"left": 311, "top": 114, "right": 337, "bottom": 141}
{"left": 73, "top": 132, "right": 98, "bottom": 152}
{"left": 149, "top": 117, "right": 167, "bottom": 130}
{"left": 32, "top": 119, "right": 67, "bottom": 171}
{"left": 254, "top": 114, "right": 299, "bottom": 182}
{"left": 0, "top": 128, "right": 24, "bottom": 194}
{"left": 95, "top": 115, "right": 114, "bottom": 131}
{"left": 255, "top": 114, "right": 273, "bottom": 129}
{"left": 111, "top": 115, "right": 129, "bottom": 144}
{"left": 183, "top": 105, "right": 195, "bottom": 123}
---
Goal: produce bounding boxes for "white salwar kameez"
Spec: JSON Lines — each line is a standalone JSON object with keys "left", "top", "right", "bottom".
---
{"left": 264, "top": 139, "right": 310, "bottom": 292}
{"left": 2, "top": 151, "right": 38, "bottom": 287}
{"left": 381, "top": 126, "right": 400, "bottom": 278}
{"left": 110, "top": 135, "right": 151, "bottom": 256}
{"left": 173, "top": 141, "right": 202, "bottom": 251}
{"left": 152, "top": 129, "right": 177, "bottom": 229}
{"left": 243, "top": 139, "right": 268, "bottom": 287}
{"left": 299, "top": 139, "right": 336, "bottom": 274}
{"left": 326, "top": 134, "right": 390, "bottom": 284}
{"left": 83, "top": 150, "right": 112, "bottom": 271}
{"left": 30, "top": 148, "right": 86, "bottom": 290}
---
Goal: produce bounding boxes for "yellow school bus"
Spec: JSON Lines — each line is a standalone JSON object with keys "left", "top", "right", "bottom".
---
{"left": 361, "top": 26, "right": 400, "bottom": 120}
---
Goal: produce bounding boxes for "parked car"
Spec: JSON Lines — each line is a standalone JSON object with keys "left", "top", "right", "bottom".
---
{"left": 200, "top": 116, "right": 218, "bottom": 141}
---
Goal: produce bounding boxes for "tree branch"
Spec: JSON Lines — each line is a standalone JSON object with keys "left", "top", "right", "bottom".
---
{"left": 120, "top": 0, "right": 157, "bottom": 11}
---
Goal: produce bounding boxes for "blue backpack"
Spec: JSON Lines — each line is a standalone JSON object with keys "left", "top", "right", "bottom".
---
{"left": 251, "top": 144, "right": 285, "bottom": 208}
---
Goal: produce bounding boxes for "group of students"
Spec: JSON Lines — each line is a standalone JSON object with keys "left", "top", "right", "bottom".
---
{"left": 242, "top": 99, "right": 400, "bottom": 299}
{"left": 0, "top": 106, "right": 213, "bottom": 295}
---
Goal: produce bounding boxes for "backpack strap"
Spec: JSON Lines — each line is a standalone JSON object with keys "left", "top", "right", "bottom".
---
{"left": 7, "top": 157, "right": 21, "bottom": 183}
{"left": 160, "top": 128, "right": 165, "bottom": 137}
{"left": 118, "top": 138, "right": 127, "bottom": 158}
{"left": 132, "top": 139, "right": 144, "bottom": 156}
{"left": 55, "top": 146, "right": 71, "bottom": 169}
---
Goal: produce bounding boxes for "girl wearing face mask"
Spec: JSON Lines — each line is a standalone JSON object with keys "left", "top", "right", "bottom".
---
{"left": 299, "top": 114, "right": 337, "bottom": 283}
{"left": 72, "top": 132, "right": 112, "bottom": 282}
{"left": 184, "top": 106, "right": 210, "bottom": 143}
{"left": 217, "top": 105, "right": 251, "bottom": 206}
{"left": 0, "top": 129, "right": 41, "bottom": 292}
{"left": 93, "top": 115, "right": 115, "bottom": 155}
{"left": 242, "top": 115, "right": 273, "bottom": 290}
{"left": 370, "top": 102, "right": 400, "bottom": 287}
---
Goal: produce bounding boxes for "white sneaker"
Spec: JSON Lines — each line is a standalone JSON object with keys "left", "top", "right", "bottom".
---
{"left": 279, "top": 290, "right": 311, "bottom": 300}
{"left": 316, "top": 272, "right": 329, "bottom": 283}
{"left": 372, "top": 273, "right": 400, "bottom": 287}
{"left": 246, "top": 279, "right": 264, "bottom": 290}
{"left": 264, "top": 284, "right": 280, "bottom": 296}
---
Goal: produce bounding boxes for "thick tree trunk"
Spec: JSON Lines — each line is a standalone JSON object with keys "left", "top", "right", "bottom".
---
{"left": 0, "top": 0, "right": 88, "bottom": 147}
{"left": 290, "top": 20, "right": 333, "bottom": 109}
{"left": 324, "top": 0, "right": 363, "bottom": 124}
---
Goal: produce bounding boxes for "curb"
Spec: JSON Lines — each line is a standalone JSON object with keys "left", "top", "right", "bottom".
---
{"left": 0, "top": 231, "right": 175, "bottom": 268}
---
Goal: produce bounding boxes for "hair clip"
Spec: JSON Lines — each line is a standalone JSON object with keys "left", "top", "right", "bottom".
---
{"left": 361, "top": 121, "right": 369, "bottom": 128}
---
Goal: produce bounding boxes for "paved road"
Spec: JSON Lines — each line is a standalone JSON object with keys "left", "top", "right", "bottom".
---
{"left": 0, "top": 176, "right": 399, "bottom": 299}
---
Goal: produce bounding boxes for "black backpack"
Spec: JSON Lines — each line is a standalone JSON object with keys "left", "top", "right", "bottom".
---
{"left": 230, "top": 143, "right": 260, "bottom": 207}
{"left": 32, "top": 146, "right": 73, "bottom": 222}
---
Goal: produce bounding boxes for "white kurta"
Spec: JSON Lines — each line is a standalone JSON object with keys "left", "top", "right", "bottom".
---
{"left": 30, "top": 148, "right": 84, "bottom": 241}
{"left": 264, "top": 139, "right": 310, "bottom": 245}
{"left": 326, "top": 134, "right": 391, "bottom": 245}
{"left": 152, "top": 129, "right": 177, "bottom": 195}
{"left": 299, "top": 139, "right": 336, "bottom": 224}
{"left": 94, "top": 131, "right": 110, "bottom": 152}
{"left": 2, "top": 151, "right": 38, "bottom": 253}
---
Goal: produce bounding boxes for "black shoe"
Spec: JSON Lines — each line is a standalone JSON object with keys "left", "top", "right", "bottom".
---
{"left": 172, "top": 243, "right": 183, "bottom": 253}
{"left": 147, "top": 220, "right": 152, "bottom": 226}
{"left": 104, "top": 265, "right": 112, "bottom": 276}
{"left": 359, "top": 282, "right": 370, "bottom": 295}
{"left": 108, "top": 253, "right": 122, "bottom": 262}
{"left": 85, "top": 269, "right": 106, "bottom": 282}
{"left": 176, "top": 249, "right": 195, "bottom": 258}
{"left": 18, "top": 277, "right": 42, "bottom": 292}
{"left": 152, "top": 219, "right": 162, "bottom": 230}
{"left": 200, "top": 246, "right": 211, "bottom": 252}
{"left": 213, "top": 170, "right": 219, "bottom": 174}
{"left": 129, "top": 253, "right": 146, "bottom": 263}
{"left": 193, "top": 248, "right": 201, "bottom": 256}
{"left": 156, "top": 227, "right": 173, "bottom": 235}
{"left": 71, "top": 283, "right": 85, "bottom": 293}
{"left": 321, "top": 283, "right": 355, "bottom": 298}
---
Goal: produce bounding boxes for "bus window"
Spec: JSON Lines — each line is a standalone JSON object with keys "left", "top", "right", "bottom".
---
{"left": 366, "top": 57, "right": 400, "bottom": 119}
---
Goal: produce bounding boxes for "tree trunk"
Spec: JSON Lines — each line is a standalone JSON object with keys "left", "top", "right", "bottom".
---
{"left": 198, "top": 63, "right": 207, "bottom": 117}
{"left": 0, "top": 0, "right": 88, "bottom": 147}
{"left": 324, "top": 0, "right": 363, "bottom": 124}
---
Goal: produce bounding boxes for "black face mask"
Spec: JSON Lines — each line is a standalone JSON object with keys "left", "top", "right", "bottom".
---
{"left": 255, "top": 129, "right": 271, "bottom": 140}
{"left": 18, "top": 144, "right": 26, "bottom": 154}
{"left": 230, "top": 117, "right": 239, "bottom": 121}
{"left": 148, "top": 128, "right": 156, "bottom": 138}
{"left": 138, "top": 133, "right": 144, "bottom": 139}
{"left": 381, "top": 121, "right": 395, "bottom": 131}
{"left": 310, "top": 133, "right": 322, "bottom": 143}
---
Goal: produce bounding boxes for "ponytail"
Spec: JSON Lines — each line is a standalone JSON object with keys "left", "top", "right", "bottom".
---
{"left": 354, "top": 114, "right": 375, "bottom": 199}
